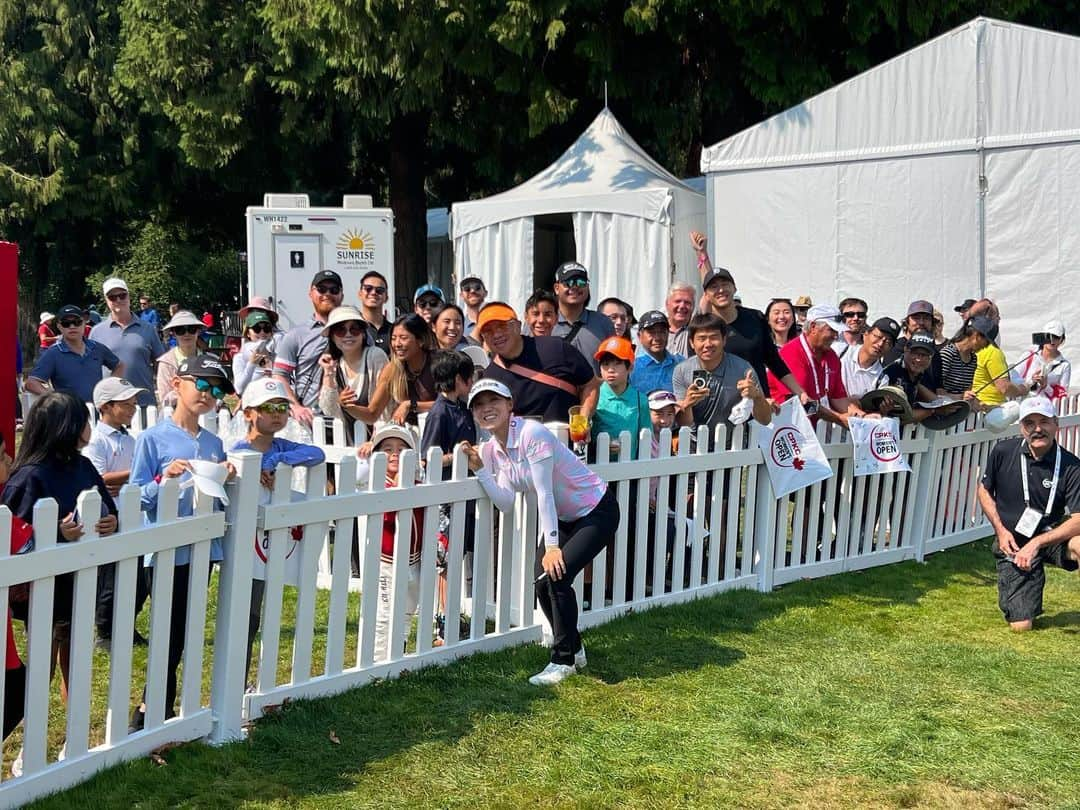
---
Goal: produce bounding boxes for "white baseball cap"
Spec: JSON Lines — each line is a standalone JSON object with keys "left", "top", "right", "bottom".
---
{"left": 806, "top": 304, "right": 849, "bottom": 332}
{"left": 647, "top": 390, "right": 678, "bottom": 411}
{"left": 241, "top": 378, "right": 290, "bottom": 410}
{"left": 1019, "top": 396, "right": 1055, "bottom": 421}
{"left": 467, "top": 378, "right": 512, "bottom": 408}
{"left": 370, "top": 423, "right": 418, "bottom": 452}
{"left": 1042, "top": 319, "right": 1066, "bottom": 339}
{"left": 102, "top": 277, "right": 128, "bottom": 296}
{"left": 93, "top": 377, "right": 147, "bottom": 409}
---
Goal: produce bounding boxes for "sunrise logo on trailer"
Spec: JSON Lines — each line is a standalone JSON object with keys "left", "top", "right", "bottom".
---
{"left": 770, "top": 425, "right": 807, "bottom": 471}
{"left": 336, "top": 228, "right": 377, "bottom": 269}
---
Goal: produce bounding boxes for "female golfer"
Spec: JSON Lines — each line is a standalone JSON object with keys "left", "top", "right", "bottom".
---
{"left": 460, "top": 379, "right": 619, "bottom": 686}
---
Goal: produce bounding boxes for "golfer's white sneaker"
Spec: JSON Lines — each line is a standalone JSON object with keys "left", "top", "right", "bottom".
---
{"left": 10, "top": 747, "right": 22, "bottom": 778}
{"left": 528, "top": 662, "right": 576, "bottom": 686}
{"left": 574, "top": 644, "right": 587, "bottom": 669}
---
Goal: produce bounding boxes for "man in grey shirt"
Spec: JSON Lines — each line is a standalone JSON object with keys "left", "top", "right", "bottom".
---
{"left": 273, "top": 269, "right": 344, "bottom": 424}
{"left": 89, "top": 277, "right": 164, "bottom": 407}
{"left": 550, "top": 262, "right": 614, "bottom": 374}
{"left": 672, "top": 313, "right": 771, "bottom": 432}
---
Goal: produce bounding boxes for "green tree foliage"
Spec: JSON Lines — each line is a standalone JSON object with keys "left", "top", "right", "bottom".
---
{"left": 85, "top": 222, "right": 241, "bottom": 314}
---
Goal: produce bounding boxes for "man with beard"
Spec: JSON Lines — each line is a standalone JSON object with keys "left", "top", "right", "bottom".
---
{"left": 477, "top": 302, "right": 599, "bottom": 422}
{"left": 841, "top": 317, "right": 900, "bottom": 398}
{"left": 550, "top": 262, "right": 614, "bottom": 374}
{"left": 977, "top": 396, "right": 1080, "bottom": 631}
{"left": 273, "top": 270, "right": 344, "bottom": 425}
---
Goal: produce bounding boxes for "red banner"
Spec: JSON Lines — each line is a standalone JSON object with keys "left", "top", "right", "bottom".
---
{"left": 0, "top": 242, "right": 17, "bottom": 457}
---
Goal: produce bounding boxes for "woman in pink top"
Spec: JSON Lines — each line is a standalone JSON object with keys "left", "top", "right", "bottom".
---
{"left": 461, "top": 379, "right": 619, "bottom": 687}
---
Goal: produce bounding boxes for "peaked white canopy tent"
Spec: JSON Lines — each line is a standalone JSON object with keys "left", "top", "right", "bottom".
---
{"left": 702, "top": 17, "right": 1080, "bottom": 359}
{"left": 451, "top": 108, "right": 706, "bottom": 315}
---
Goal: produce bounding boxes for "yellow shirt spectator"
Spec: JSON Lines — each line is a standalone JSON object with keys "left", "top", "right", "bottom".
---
{"left": 973, "top": 345, "right": 1009, "bottom": 406}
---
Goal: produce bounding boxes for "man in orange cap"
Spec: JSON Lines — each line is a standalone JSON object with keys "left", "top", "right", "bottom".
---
{"left": 477, "top": 301, "right": 599, "bottom": 423}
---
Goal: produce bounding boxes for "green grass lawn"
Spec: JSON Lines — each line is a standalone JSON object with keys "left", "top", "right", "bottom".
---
{"left": 28, "top": 537, "right": 1080, "bottom": 809}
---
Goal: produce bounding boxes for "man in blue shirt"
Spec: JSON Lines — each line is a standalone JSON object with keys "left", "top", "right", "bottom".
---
{"left": 89, "top": 277, "right": 164, "bottom": 407}
{"left": 630, "top": 310, "right": 684, "bottom": 396}
{"left": 137, "top": 294, "right": 160, "bottom": 330}
{"left": 26, "top": 304, "right": 124, "bottom": 402}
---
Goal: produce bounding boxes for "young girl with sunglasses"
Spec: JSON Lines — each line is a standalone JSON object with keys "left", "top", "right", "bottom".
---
{"left": 317, "top": 306, "right": 389, "bottom": 442}
{"left": 230, "top": 378, "right": 325, "bottom": 681}
{"left": 128, "top": 354, "right": 235, "bottom": 730}
{"left": 156, "top": 310, "right": 206, "bottom": 408}
{"left": 233, "top": 309, "right": 280, "bottom": 397}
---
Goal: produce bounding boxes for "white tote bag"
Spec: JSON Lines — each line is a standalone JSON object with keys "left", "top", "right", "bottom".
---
{"left": 849, "top": 416, "right": 911, "bottom": 477}
{"left": 757, "top": 398, "right": 833, "bottom": 498}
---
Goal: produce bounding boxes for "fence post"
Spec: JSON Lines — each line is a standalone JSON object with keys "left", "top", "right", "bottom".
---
{"left": 208, "top": 450, "right": 262, "bottom": 744}
{"left": 750, "top": 424, "right": 777, "bottom": 592}
{"left": 907, "top": 427, "right": 940, "bottom": 563}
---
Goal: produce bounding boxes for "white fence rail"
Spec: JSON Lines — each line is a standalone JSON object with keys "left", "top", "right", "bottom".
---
{"left": 4, "top": 396, "right": 1080, "bottom": 806}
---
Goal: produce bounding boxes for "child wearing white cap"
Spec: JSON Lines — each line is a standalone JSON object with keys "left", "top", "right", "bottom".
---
{"left": 84, "top": 377, "right": 150, "bottom": 649}
{"left": 367, "top": 423, "right": 426, "bottom": 661}
{"left": 230, "top": 378, "right": 326, "bottom": 681}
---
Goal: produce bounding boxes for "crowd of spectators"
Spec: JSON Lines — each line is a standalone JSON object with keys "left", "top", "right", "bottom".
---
{"left": 6, "top": 230, "right": 1075, "bottom": 749}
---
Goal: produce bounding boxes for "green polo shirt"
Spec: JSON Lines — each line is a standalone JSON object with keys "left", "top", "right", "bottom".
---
{"left": 593, "top": 382, "right": 652, "bottom": 458}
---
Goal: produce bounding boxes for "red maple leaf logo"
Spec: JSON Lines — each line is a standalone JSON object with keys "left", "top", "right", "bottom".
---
{"left": 792, "top": 456, "right": 805, "bottom": 471}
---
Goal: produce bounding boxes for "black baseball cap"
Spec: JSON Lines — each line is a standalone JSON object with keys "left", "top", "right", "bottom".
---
{"left": 56, "top": 304, "right": 84, "bottom": 321}
{"left": 953, "top": 298, "right": 977, "bottom": 313}
{"left": 906, "top": 331, "right": 937, "bottom": 355}
{"left": 311, "top": 270, "right": 343, "bottom": 288}
{"left": 869, "top": 316, "right": 900, "bottom": 343}
{"left": 555, "top": 262, "right": 588, "bottom": 283}
{"left": 177, "top": 354, "right": 235, "bottom": 393}
{"left": 703, "top": 267, "right": 735, "bottom": 289}
{"left": 967, "top": 315, "right": 999, "bottom": 343}
{"left": 638, "top": 310, "right": 669, "bottom": 330}
{"left": 459, "top": 276, "right": 484, "bottom": 289}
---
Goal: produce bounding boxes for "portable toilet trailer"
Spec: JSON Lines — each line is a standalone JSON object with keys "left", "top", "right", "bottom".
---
{"left": 246, "top": 194, "right": 396, "bottom": 331}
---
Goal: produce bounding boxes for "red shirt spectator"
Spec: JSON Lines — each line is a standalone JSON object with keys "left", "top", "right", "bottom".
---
{"left": 38, "top": 315, "right": 58, "bottom": 350}
{"left": 768, "top": 334, "right": 847, "bottom": 404}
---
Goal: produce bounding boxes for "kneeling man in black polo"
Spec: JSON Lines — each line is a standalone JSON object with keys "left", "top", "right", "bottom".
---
{"left": 977, "top": 396, "right": 1080, "bottom": 631}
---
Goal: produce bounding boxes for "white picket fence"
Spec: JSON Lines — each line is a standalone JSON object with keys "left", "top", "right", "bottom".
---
{"left": 3, "top": 395, "right": 1080, "bottom": 806}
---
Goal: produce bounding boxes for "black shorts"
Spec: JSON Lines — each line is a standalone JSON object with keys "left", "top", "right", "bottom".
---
{"left": 995, "top": 542, "right": 1079, "bottom": 622}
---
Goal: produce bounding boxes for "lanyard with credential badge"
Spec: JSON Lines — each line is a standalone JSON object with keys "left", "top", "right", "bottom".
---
{"left": 799, "top": 335, "right": 829, "bottom": 400}
{"left": 1021, "top": 444, "right": 1061, "bottom": 516}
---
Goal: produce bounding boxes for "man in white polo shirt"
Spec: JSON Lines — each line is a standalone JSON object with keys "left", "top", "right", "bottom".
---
{"left": 841, "top": 317, "right": 901, "bottom": 398}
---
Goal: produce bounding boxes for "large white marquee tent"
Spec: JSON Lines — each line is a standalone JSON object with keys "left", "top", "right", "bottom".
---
{"left": 702, "top": 17, "right": 1080, "bottom": 359}
{"left": 451, "top": 108, "right": 705, "bottom": 314}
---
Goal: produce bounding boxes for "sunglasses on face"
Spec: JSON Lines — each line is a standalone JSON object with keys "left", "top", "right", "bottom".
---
{"left": 59, "top": 319, "right": 83, "bottom": 328}
{"left": 315, "top": 284, "right": 342, "bottom": 296}
{"left": 843, "top": 311, "right": 867, "bottom": 320}
{"left": 249, "top": 322, "right": 273, "bottom": 334}
{"left": 187, "top": 377, "right": 227, "bottom": 399}
{"left": 256, "top": 401, "right": 289, "bottom": 414}
{"left": 361, "top": 284, "right": 386, "bottom": 295}
{"left": 107, "top": 292, "right": 128, "bottom": 301}
{"left": 561, "top": 278, "right": 588, "bottom": 288}
{"left": 331, "top": 322, "right": 364, "bottom": 337}
{"left": 173, "top": 325, "right": 201, "bottom": 336}
{"left": 461, "top": 283, "right": 484, "bottom": 294}
{"left": 416, "top": 298, "right": 441, "bottom": 309}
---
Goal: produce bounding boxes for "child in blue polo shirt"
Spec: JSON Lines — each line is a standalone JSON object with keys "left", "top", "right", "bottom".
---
{"left": 128, "top": 354, "right": 235, "bottom": 731}
{"left": 591, "top": 336, "right": 651, "bottom": 459}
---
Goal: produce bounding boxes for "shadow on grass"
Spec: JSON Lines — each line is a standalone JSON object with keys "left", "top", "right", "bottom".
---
{"left": 1039, "top": 610, "right": 1080, "bottom": 632}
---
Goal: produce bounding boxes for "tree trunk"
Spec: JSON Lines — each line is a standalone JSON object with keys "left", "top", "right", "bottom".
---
{"left": 388, "top": 110, "right": 430, "bottom": 317}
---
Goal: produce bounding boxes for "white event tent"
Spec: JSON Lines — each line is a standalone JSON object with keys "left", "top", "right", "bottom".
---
{"left": 701, "top": 17, "right": 1080, "bottom": 359}
{"left": 451, "top": 108, "right": 705, "bottom": 314}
